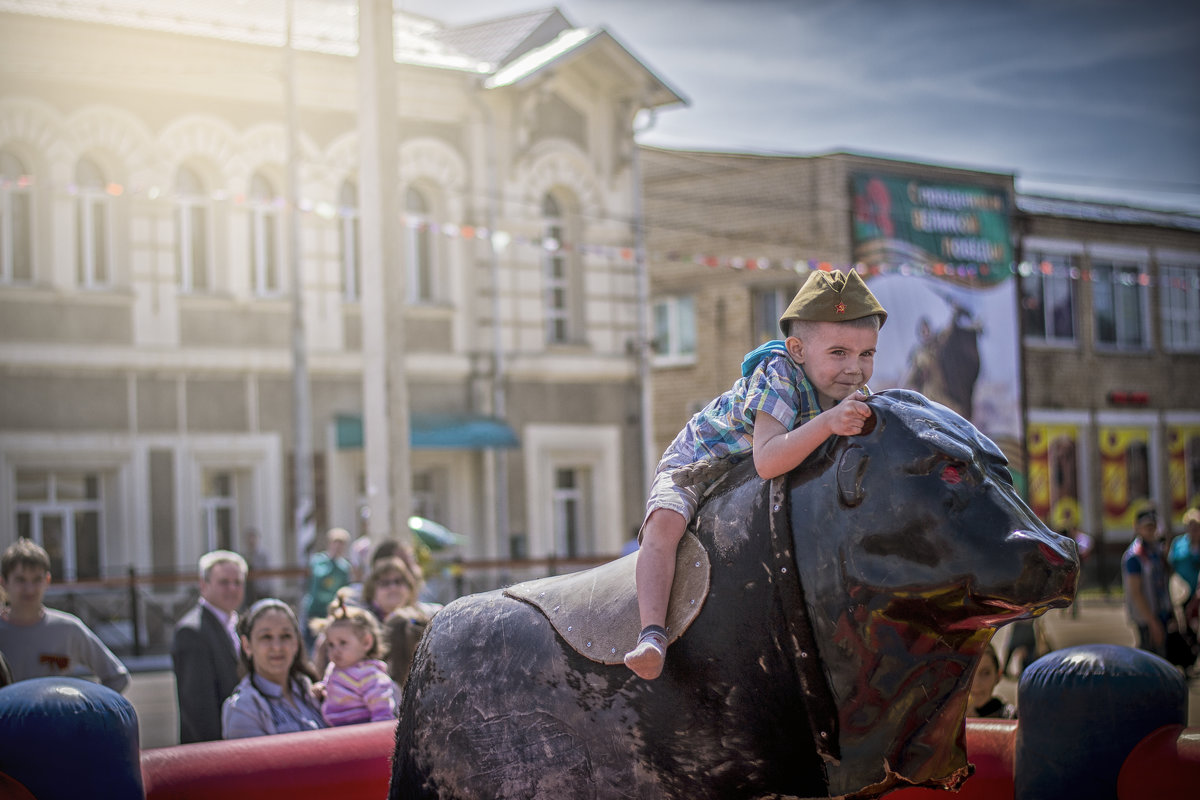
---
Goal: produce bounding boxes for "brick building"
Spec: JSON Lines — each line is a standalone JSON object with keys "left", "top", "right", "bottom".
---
{"left": 1016, "top": 195, "right": 1200, "bottom": 585}
{"left": 642, "top": 146, "right": 1200, "bottom": 587}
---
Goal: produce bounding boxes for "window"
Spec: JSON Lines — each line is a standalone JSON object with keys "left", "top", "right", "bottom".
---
{"left": 405, "top": 186, "right": 434, "bottom": 303}
{"left": 200, "top": 470, "right": 237, "bottom": 553}
{"left": 1160, "top": 259, "right": 1200, "bottom": 352}
{"left": 412, "top": 467, "right": 446, "bottom": 523}
{"left": 652, "top": 295, "right": 696, "bottom": 365}
{"left": 524, "top": 424, "right": 620, "bottom": 561}
{"left": 75, "top": 157, "right": 112, "bottom": 288}
{"left": 542, "top": 193, "right": 576, "bottom": 344}
{"left": 552, "top": 467, "right": 592, "bottom": 558}
{"left": 1, "top": 150, "right": 33, "bottom": 283}
{"left": 1020, "top": 251, "right": 1079, "bottom": 344}
{"left": 175, "top": 165, "right": 210, "bottom": 292}
{"left": 338, "top": 180, "right": 360, "bottom": 302}
{"left": 1092, "top": 256, "right": 1149, "bottom": 350}
{"left": 14, "top": 471, "right": 103, "bottom": 581}
{"left": 752, "top": 287, "right": 794, "bottom": 344}
{"left": 248, "top": 172, "right": 281, "bottom": 296}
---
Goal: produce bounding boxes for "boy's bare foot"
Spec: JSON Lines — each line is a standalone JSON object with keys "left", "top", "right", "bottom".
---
{"left": 624, "top": 625, "right": 667, "bottom": 680}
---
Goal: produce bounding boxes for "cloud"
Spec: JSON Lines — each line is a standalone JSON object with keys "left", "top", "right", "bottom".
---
{"left": 401, "top": 0, "right": 1200, "bottom": 209}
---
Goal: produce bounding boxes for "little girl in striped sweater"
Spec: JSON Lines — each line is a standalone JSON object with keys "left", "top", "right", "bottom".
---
{"left": 315, "top": 592, "right": 398, "bottom": 726}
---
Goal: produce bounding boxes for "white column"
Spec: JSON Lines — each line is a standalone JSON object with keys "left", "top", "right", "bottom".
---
{"left": 358, "top": 0, "right": 412, "bottom": 542}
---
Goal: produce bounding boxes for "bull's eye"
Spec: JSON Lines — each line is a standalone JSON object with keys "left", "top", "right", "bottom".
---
{"left": 941, "top": 464, "right": 964, "bottom": 484}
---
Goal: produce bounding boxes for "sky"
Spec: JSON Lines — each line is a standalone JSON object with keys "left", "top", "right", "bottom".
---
{"left": 397, "top": 0, "right": 1200, "bottom": 213}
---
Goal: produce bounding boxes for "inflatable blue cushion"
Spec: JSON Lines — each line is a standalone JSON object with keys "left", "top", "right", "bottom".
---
{"left": 0, "top": 677, "right": 143, "bottom": 800}
{"left": 1015, "top": 644, "right": 1186, "bottom": 800}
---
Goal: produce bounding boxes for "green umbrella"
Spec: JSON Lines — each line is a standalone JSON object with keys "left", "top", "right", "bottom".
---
{"left": 408, "top": 516, "right": 466, "bottom": 551}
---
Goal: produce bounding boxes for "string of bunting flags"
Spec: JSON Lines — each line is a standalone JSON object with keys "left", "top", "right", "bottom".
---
{"left": 5, "top": 176, "right": 1197, "bottom": 289}
{"left": 420, "top": 221, "right": 1199, "bottom": 290}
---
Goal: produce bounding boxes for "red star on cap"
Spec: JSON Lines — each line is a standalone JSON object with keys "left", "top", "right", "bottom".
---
{"left": 835, "top": 301, "right": 846, "bottom": 314}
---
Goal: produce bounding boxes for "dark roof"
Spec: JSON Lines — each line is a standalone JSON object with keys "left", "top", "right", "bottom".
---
{"left": 431, "top": 8, "right": 572, "bottom": 67}
{"left": 1017, "top": 194, "right": 1200, "bottom": 233}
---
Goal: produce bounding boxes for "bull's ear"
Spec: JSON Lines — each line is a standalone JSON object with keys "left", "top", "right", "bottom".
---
{"left": 837, "top": 444, "right": 869, "bottom": 508}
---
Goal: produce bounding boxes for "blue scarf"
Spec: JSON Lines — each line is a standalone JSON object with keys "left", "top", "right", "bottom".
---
{"left": 741, "top": 339, "right": 790, "bottom": 377}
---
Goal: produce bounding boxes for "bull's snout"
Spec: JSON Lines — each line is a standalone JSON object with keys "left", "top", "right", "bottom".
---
{"left": 1037, "top": 539, "right": 1071, "bottom": 567}
{"left": 1008, "top": 528, "right": 1079, "bottom": 610}
{"left": 1010, "top": 528, "right": 1077, "bottom": 565}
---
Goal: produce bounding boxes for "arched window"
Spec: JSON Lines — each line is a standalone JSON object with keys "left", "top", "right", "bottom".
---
{"left": 405, "top": 185, "right": 434, "bottom": 303}
{"left": 248, "top": 172, "right": 281, "bottom": 296}
{"left": 0, "top": 150, "right": 33, "bottom": 283}
{"left": 175, "top": 165, "right": 210, "bottom": 292}
{"left": 339, "top": 179, "right": 360, "bottom": 302}
{"left": 542, "top": 192, "right": 574, "bottom": 344}
{"left": 75, "top": 156, "right": 112, "bottom": 287}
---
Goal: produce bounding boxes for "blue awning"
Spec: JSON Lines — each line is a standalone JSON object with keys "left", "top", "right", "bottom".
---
{"left": 335, "top": 412, "right": 519, "bottom": 451}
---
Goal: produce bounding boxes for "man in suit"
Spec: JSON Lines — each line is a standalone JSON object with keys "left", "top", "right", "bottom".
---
{"left": 172, "top": 550, "right": 247, "bottom": 743}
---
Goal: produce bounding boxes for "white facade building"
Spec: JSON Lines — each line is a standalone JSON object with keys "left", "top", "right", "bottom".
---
{"left": 0, "top": 0, "right": 684, "bottom": 587}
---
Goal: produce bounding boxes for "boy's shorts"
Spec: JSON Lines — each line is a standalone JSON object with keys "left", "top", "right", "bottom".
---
{"left": 643, "top": 465, "right": 700, "bottom": 542}
{"left": 640, "top": 452, "right": 703, "bottom": 541}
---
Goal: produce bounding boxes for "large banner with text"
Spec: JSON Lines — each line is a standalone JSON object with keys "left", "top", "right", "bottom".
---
{"left": 852, "top": 174, "right": 1013, "bottom": 281}
{"left": 853, "top": 174, "right": 1024, "bottom": 487}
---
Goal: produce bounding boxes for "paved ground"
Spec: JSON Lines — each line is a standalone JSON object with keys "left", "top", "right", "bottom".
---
{"left": 129, "top": 671, "right": 178, "bottom": 751}
{"left": 125, "top": 595, "right": 1199, "bottom": 751}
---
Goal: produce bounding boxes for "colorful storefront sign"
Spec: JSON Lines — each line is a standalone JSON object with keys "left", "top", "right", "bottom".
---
{"left": 1167, "top": 424, "right": 1200, "bottom": 522}
{"left": 1027, "top": 423, "right": 1082, "bottom": 531}
{"left": 1098, "top": 426, "right": 1153, "bottom": 529}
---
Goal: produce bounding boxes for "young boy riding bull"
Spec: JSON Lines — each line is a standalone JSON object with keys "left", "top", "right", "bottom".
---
{"left": 625, "top": 269, "right": 887, "bottom": 679}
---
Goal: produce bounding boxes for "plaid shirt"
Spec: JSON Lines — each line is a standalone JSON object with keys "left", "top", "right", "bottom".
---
{"left": 670, "top": 341, "right": 821, "bottom": 463}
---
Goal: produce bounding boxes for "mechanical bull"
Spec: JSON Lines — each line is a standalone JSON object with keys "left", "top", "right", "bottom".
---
{"left": 389, "top": 389, "right": 1078, "bottom": 800}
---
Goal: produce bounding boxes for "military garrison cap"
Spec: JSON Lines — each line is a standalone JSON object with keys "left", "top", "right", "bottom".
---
{"left": 779, "top": 269, "right": 888, "bottom": 334}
